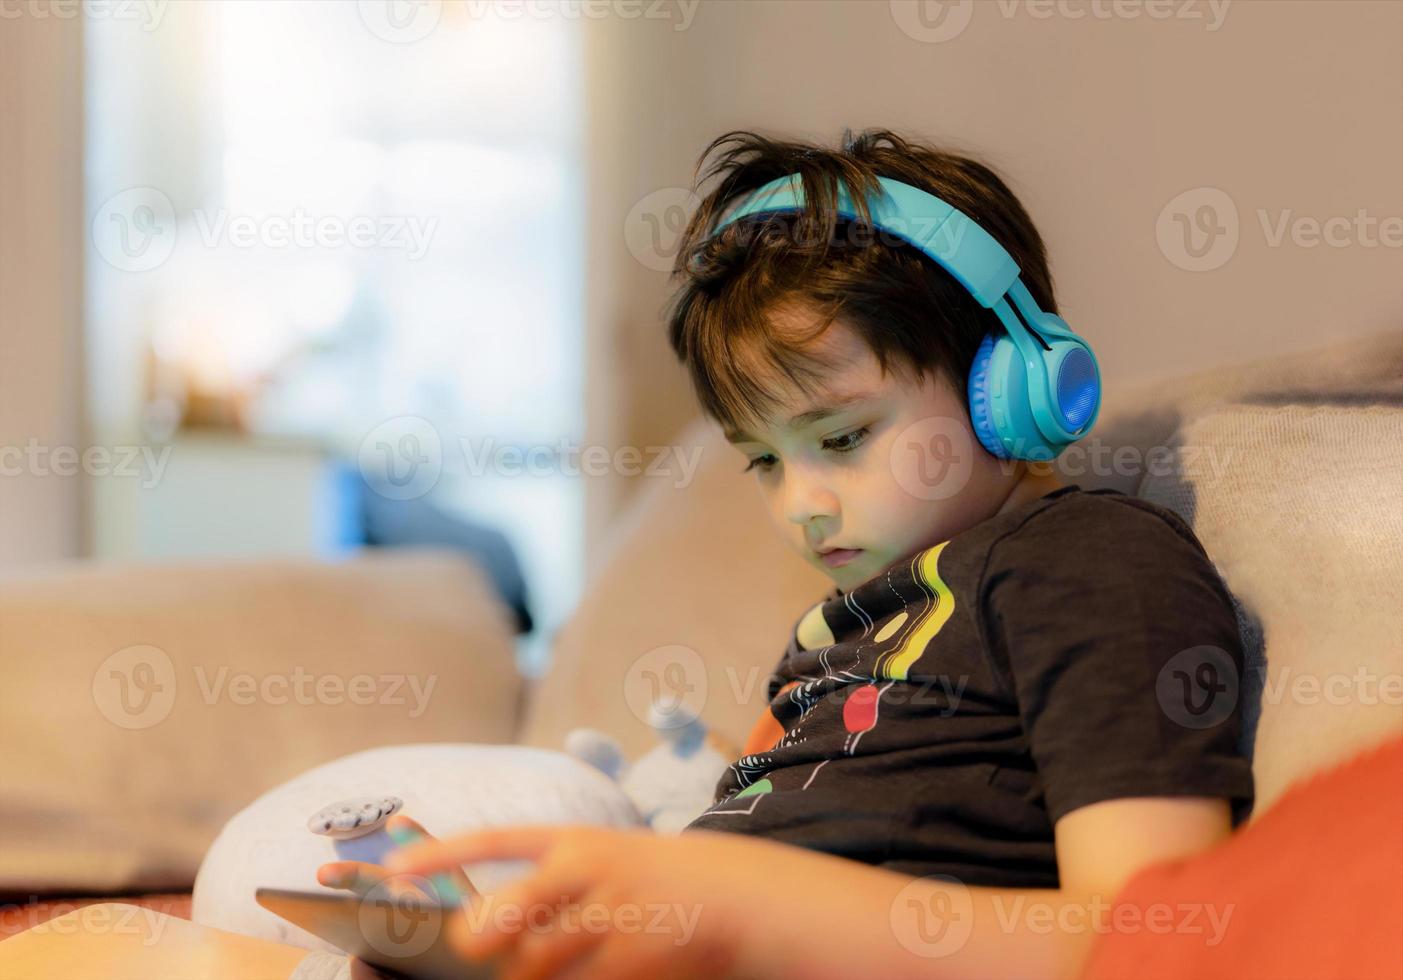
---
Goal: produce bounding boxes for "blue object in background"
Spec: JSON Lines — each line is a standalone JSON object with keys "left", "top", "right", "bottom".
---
{"left": 328, "top": 461, "right": 535, "bottom": 634}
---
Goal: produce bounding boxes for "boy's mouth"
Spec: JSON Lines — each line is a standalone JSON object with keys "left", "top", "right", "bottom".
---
{"left": 815, "top": 547, "right": 863, "bottom": 569}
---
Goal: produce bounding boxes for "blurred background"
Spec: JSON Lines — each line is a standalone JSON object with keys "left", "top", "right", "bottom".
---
{"left": 1, "top": 0, "right": 1400, "bottom": 675}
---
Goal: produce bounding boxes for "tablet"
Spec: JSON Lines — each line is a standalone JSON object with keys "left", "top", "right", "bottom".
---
{"left": 256, "top": 887, "right": 497, "bottom": 980}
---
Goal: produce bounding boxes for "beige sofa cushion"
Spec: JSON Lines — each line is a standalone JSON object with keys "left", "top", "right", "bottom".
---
{"left": 1053, "top": 329, "right": 1403, "bottom": 494}
{"left": 0, "top": 550, "right": 522, "bottom": 894}
{"left": 1139, "top": 399, "right": 1403, "bottom": 817}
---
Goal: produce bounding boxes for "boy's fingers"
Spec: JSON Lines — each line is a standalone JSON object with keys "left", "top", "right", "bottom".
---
{"left": 460, "top": 869, "right": 592, "bottom": 964}
{"left": 386, "top": 812, "right": 432, "bottom": 839}
{"left": 386, "top": 825, "right": 564, "bottom": 875}
{"left": 446, "top": 867, "right": 592, "bottom": 962}
{"left": 563, "top": 932, "right": 694, "bottom": 980}
{"left": 490, "top": 919, "right": 602, "bottom": 980}
{"left": 493, "top": 873, "right": 586, "bottom": 927}
{"left": 318, "top": 860, "right": 382, "bottom": 888}
{"left": 318, "top": 861, "right": 390, "bottom": 896}
{"left": 318, "top": 860, "right": 432, "bottom": 900}
{"left": 384, "top": 813, "right": 480, "bottom": 900}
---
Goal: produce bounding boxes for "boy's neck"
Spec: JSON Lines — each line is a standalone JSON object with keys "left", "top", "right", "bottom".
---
{"left": 831, "top": 467, "right": 1071, "bottom": 599}
{"left": 993, "top": 465, "right": 1069, "bottom": 519}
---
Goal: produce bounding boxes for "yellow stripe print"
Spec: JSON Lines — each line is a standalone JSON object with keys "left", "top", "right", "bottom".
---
{"left": 876, "top": 539, "right": 955, "bottom": 681}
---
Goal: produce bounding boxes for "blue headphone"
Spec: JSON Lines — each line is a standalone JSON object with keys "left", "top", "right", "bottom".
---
{"left": 705, "top": 174, "right": 1101, "bottom": 461}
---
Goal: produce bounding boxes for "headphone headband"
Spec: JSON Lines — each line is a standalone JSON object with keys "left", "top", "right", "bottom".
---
{"left": 711, "top": 174, "right": 1021, "bottom": 308}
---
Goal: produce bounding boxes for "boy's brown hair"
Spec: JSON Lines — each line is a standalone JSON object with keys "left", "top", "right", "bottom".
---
{"left": 664, "top": 128, "right": 1058, "bottom": 439}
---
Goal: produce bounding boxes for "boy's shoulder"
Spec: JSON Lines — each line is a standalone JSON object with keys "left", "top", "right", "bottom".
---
{"left": 976, "top": 483, "right": 1206, "bottom": 559}
{"left": 962, "top": 483, "right": 1224, "bottom": 604}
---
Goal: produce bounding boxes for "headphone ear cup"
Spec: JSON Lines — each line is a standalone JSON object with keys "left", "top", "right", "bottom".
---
{"left": 966, "top": 332, "right": 1009, "bottom": 459}
{"left": 1049, "top": 341, "right": 1100, "bottom": 434}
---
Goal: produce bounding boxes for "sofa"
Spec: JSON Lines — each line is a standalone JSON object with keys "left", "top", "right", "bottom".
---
{"left": 2, "top": 328, "right": 1400, "bottom": 975}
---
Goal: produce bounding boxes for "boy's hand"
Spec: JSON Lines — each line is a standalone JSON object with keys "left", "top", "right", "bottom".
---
{"left": 383, "top": 824, "right": 908, "bottom": 980}
{"left": 321, "top": 813, "right": 484, "bottom": 980}
{"left": 317, "top": 813, "right": 478, "bottom": 903}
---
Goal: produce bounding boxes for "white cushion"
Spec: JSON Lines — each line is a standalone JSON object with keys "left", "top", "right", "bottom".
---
{"left": 192, "top": 743, "right": 642, "bottom": 951}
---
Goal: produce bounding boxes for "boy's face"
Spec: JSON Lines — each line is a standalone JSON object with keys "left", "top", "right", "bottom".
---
{"left": 724, "top": 318, "right": 1024, "bottom": 592}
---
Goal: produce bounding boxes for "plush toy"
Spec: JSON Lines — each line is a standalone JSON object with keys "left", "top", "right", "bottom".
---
{"left": 564, "top": 703, "right": 735, "bottom": 834}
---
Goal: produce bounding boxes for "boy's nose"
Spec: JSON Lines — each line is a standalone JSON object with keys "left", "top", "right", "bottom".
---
{"left": 783, "top": 472, "right": 839, "bottom": 526}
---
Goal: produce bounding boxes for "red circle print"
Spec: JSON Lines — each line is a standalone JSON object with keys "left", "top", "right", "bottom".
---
{"left": 843, "top": 683, "right": 880, "bottom": 734}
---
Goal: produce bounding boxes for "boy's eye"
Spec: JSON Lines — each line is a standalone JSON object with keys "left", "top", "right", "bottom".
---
{"left": 822, "top": 426, "right": 870, "bottom": 453}
{"left": 741, "top": 427, "right": 870, "bottom": 474}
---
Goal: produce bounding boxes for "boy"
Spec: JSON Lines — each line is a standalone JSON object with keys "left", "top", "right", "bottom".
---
{"left": 388, "top": 129, "right": 1253, "bottom": 979}
{"left": 1, "top": 129, "right": 1251, "bottom": 979}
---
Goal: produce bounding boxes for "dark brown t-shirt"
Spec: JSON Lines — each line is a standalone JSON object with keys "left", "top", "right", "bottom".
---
{"left": 684, "top": 485, "right": 1254, "bottom": 889}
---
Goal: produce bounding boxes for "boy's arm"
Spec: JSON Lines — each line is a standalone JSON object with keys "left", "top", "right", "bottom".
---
{"left": 1054, "top": 794, "right": 1232, "bottom": 897}
{"left": 386, "top": 795, "right": 1232, "bottom": 980}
